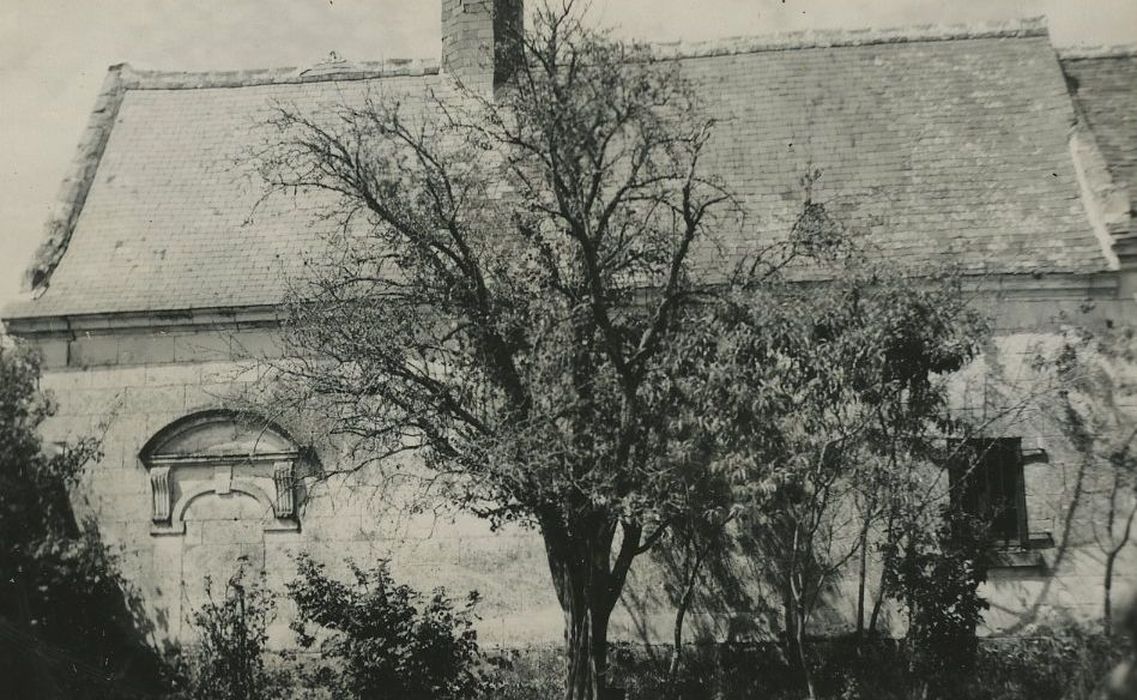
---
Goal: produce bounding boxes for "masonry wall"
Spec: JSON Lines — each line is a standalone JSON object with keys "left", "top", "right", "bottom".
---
{"left": 23, "top": 295, "right": 1137, "bottom": 652}
{"left": 31, "top": 325, "right": 567, "bottom": 649}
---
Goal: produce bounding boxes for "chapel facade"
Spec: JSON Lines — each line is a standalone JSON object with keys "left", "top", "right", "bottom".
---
{"left": 3, "top": 1, "right": 1136, "bottom": 648}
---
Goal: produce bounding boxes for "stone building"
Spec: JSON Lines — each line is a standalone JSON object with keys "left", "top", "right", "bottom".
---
{"left": 3, "top": 1, "right": 1135, "bottom": 649}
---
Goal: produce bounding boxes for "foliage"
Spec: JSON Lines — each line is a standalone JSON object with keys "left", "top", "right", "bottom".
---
{"left": 1051, "top": 321, "right": 1137, "bottom": 632}
{"left": 259, "top": 2, "right": 749, "bottom": 696}
{"left": 174, "top": 568, "right": 280, "bottom": 700}
{"left": 256, "top": 0, "right": 988, "bottom": 696}
{"left": 287, "top": 554, "right": 487, "bottom": 699}
{"left": 481, "top": 650, "right": 568, "bottom": 700}
{"left": 883, "top": 509, "right": 991, "bottom": 697}
{"left": 0, "top": 339, "right": 163, "bottom": 698}
{"left": 477, "top": 627, "right": 1124, "bottom": 699}
{"left": 976, "top": 624, "right": 1124, "bottom": 700}
{"left": 650, "top": 262, "right": 987, "bottom": 694}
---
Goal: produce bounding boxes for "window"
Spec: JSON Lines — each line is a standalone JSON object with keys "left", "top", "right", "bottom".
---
{"left": 949, "top": 437, "right": 1028, "bottom": 548}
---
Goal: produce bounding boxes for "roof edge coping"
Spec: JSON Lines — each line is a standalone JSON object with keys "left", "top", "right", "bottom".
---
{"left": 1059, "top": 44, "right": 1137, "bottom": 60}
{"left": 116, "top": 57, "right": 441, "bottom": 91}
{"left": 104, "top": 17, "right": 1052, "bottom": 92}
{"left": 23, "top": 64, "right": 129, "bottom": 295}
{"left": 650, "top": 16, "right": 1049, "bottom": 60}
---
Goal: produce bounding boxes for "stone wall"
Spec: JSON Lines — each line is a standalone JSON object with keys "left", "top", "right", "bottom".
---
{"left": 25, "top": 313, "right": 1137, "bottom": 652}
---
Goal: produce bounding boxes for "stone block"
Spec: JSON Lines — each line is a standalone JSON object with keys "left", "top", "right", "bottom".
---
{"left": 92, "top": 468, "right": 150, "bottom": 497}
{"left": 69, "top": 334, "right": 119, "bottom": 367}
{"left": 145, "top": 412, "right": 186, "bottom": 441}
{"left": 199, "top": 519, "right": 264, "bottom": 545}
{"left": 231, "top": 330, "right": 283, "bottom": 360}
{"left": 125, "top": 385, "right": 186, "bottom": 415}
{"left": 118, "top": 333, "right": 177, "bottom": 366}
{"left": 198, "top": 360, "right": 251, "bottom": 385}
{"left": 296, "top": 513, "right": 365, "bottom": 543}
{"left": 58, "top": 387, "right": 124, "bottom": 417}
{"left": 173, "top": 331, "right": 232, "bottom": 363}
{"left": 91, "top": 492, "right": 152, "bottom": 522}
{"left": 182, "top": 520, "right": 205, "bottom": 546}
{"left": 48, "top": 365, "right": 147, "bottom": 391}
{"left": 35, "top": 338, "right": 70, "bottom": 368}
{"left": 39, "top": 368, "right": 89, "bottom": 392}
{"left": 144, "top": 363, "right": 202, "bottom": 387}
{"left": 183, "top": 384, "right": 235, "bottom": 412}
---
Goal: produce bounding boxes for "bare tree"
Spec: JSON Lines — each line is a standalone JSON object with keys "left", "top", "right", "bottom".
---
{"left": 255, "top": 3, "right": 990, "bottom": 697}
{"left": 1053, "top": 324, "right": 1137, "bottom": 633}
{"left": 258, "top": 5, "right": 744, "bottom": 697}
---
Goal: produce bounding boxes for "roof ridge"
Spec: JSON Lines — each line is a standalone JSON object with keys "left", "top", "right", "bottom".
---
{"left": 649, "top": 16, "right": 1049, "bottom": 60}
{"left": 103, "top": 17, "right": 1053, "bottom": 92}
{"left": 116, "top": 57, "right": 441, "bottom": 91}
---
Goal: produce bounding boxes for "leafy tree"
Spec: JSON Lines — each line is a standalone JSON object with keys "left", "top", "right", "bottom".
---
{"left": 0, "top": 339, "right": 163, "bottom": 698}
{"left": 287, "top": 554, "right": 487, "bottom": 699}
{"left": 260, "top": 5, "right": 739, "bottom": 697}
{"left": 883, "top": 509, "right": 992, "bottom": 699}
{"left": 256, "top": 3, "right": 985, "bottom": 698}
{"left": 655, "top": 262, "right": 986, "bottom": 697}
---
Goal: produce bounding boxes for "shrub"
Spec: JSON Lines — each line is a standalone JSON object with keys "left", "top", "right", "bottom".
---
{"left": 973, "top": 624, "right": 1125, "bottom": 700}
{"left": 450, "top": 627, "right": 1123, "bottom": 699}
{"left": 480, "top": 648, "right": 567, "bottom": 700}
{"left": 287, "top": 554, "right": 487, "bottom": 699}
{"left": 884, "top": 509, "right": 991, "bottom": 697}
{"left": 173, "top": 567, "right": 281, "bottom": 700}
{"left": 0, "top": 341, "right": 164, "bottom": 698}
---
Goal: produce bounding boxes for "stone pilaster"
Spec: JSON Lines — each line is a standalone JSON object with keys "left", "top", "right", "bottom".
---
{"left": 149, "top": 466, "right": 171, "bottom": 523}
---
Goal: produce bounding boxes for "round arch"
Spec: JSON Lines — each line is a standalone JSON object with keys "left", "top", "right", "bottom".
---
{"left": 142, "top": 410, "right": 307, "bottom": 535}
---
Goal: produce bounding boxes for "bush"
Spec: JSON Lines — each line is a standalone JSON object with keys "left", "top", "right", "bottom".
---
{"left": 480, "top": 648, "right": 566, "bottom": 700}
{"left": 172, "top": 567, "right": 283, "bottom": 700}
{"left": 0, "top": 341, "right": 164, "bottom": 698}
{"left": 287, "top": 554, "right": 487, "bottom": 699}
{"left": 474, "top": 627, "right": 1124, "bottom": 700}
{"left": 884, "top": 509, "right": 991, "bottom": 697}
{"left": 972, "top": 624, "right": 1125, "bottom": 700}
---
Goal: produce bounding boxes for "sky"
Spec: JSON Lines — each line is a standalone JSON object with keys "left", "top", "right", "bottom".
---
{"left": 1, "top": 0, "right": 1135, "bottom": 310}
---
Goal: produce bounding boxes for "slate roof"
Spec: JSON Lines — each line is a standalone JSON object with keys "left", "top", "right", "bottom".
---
{"left": 3, "top": 19, "right": 1114, "bottom": 320}
{"left": 1061, "top": 49, "right": 1137, "bottom": 195}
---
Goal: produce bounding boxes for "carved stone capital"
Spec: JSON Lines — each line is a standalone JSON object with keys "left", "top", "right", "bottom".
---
{"left": 150, "top": 466, "right": 172, "bottom": 523}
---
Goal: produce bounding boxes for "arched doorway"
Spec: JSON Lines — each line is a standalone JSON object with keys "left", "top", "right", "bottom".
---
{"left": 141, "top": 410, "right": 308, "bottom": 639}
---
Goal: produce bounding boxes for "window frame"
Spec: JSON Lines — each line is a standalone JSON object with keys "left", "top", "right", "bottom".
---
{"left": 948, "top": 436, "right": 1030, "bottom": 550}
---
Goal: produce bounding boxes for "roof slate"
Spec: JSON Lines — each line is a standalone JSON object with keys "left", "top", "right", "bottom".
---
{"left": 1061, "top": 50, "right": 1137, "bottom": 194}
{"left": 3, "top": 26, "right": 1112, "bottom": 319}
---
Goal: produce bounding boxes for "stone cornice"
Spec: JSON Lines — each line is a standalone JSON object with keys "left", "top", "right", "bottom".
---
{"left": 2, "top": 273, "right": 1121, "bottom": 339}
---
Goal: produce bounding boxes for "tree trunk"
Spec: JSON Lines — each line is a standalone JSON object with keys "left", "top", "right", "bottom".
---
{"left": 1103, "top": 495, "right": 1136, "bottom": 635}
{"left": 670, "top": 534, "right": 711, "bottom": 682}
{"left": 1104, "top": 553, "right": 1114, "bottom": 635}
{"left": 855, "top": 516, "right": 871, "bottom": 639}
{"left": 543, "top": 516, "right": 627, "bottom": 700}
{"left": 564, "top": 590, "right": 611, "bottom": 700}
{"left": 868, "top": 576, "right": 887, "bottom": 635}
{"left": 868, "top": 512, "right": 897, "bottom": 635}
{"left": 669, "top": 587, "right": 689, "bottom": 681}
{"left": 784, "top": 582, "right": 816, "bottom": 700}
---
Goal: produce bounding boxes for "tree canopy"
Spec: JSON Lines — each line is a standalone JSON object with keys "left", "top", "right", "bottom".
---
{"left": 259, "top": 4, "right": 989, "bottom": 697}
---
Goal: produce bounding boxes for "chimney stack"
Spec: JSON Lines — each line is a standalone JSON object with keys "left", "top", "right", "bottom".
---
{"left": 441, "top": 0, "right": 524, "bottom": 94}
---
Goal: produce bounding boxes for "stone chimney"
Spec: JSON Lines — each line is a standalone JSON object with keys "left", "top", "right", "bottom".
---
{"left": 441, "top": 0, "right": 524, "bottom": 93}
